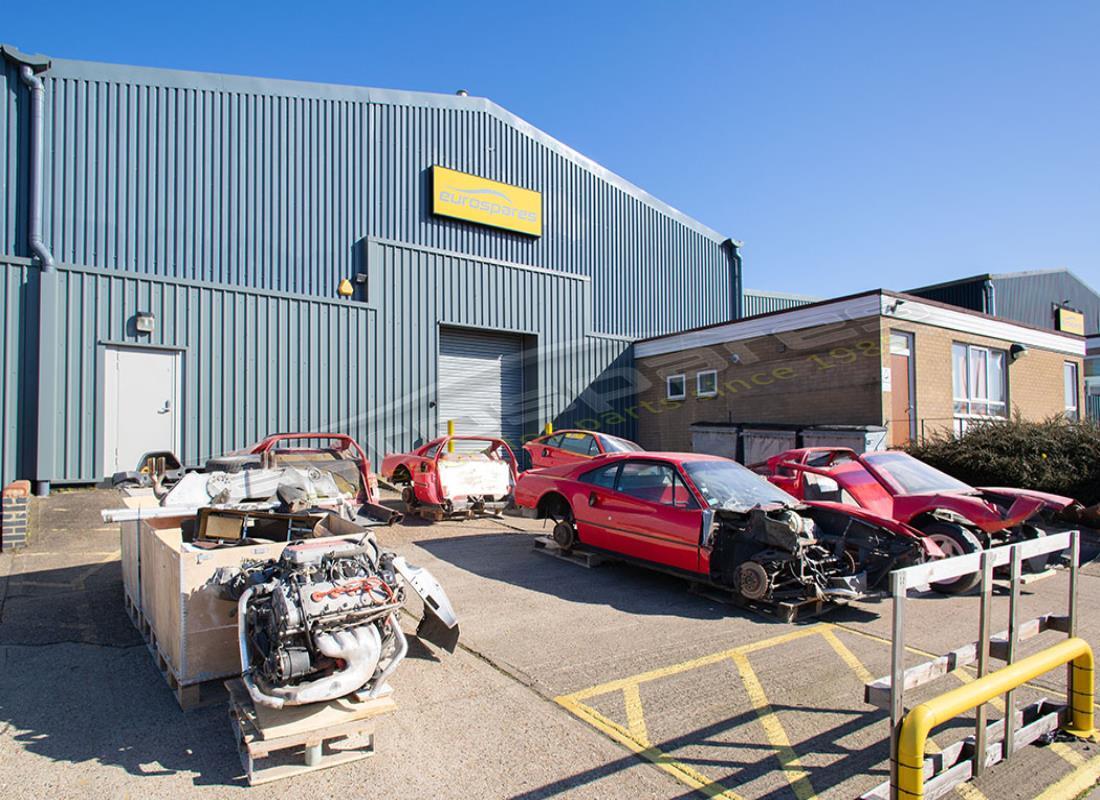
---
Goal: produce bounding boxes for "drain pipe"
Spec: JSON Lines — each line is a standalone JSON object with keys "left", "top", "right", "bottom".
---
{"left": 983, "top": 278, "right": 996, "bottom": 317}
{"left": 7, "top": 47, "right": 57, "bottom": 496}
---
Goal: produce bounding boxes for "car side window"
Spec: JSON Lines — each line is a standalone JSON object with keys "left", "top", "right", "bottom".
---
{"left": 545, "top": 433, "right": 564, "bottom": 449}
{"left": 424, "top": 443, "right": 442, "bottom": 458}
{"left": 588, "top": 437, "right": 602, "bottom": 456}
{"left": 560, "top": 433, "right": 595, "bottom": 455}
{"left": 580, "top": 463, "right": 620, "bottom": 489}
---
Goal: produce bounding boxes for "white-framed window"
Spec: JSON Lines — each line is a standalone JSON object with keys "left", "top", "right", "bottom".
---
{"left": 666, "top": 374, "right": 686, "bottom": 400}
{"left": 696, "top": 370, "right": 718, "bottom": 397}
{"left": 1064, "top": 362, "right": 1080, "bottom": 421}
{"left": 952, "top": 343, "right": 1007, "bottom": 418}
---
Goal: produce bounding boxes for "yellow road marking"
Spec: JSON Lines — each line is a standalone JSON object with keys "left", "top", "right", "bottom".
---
{"left": 731, "top": 651, "right": 818, "bottom": 800}
{"left": 954, "top": 781, "right": 991, "bottom": 800}
{"left": 567, "top": 624, "right": 828, "bottom": 701}
{"left": 622, "top": 683, "right": 649, "bottom": 745}
{"left": 1033, "top": 752, "right": 1100, "bottom": 800}
{"left": 1049, "top": 741, "right": 1086, "bottom": 768}
{"left": 555, "top": 695, "right": 746, "bottom": 800}
{"left": 821, "top": 628, "right": 875, "bottom": 684}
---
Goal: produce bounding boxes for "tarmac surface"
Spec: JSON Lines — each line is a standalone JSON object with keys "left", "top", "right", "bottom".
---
{"left": 2, "top": 487, "right": 1100, "bottom": 799}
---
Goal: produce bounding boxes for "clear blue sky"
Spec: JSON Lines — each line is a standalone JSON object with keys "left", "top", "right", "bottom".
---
{"left": 6, "top": 1, "right": 1099, "bottom": 296}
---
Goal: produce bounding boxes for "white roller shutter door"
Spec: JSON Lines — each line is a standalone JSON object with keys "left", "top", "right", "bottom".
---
{"left": 437, "top": 328, "right": 524, "bottom": 448}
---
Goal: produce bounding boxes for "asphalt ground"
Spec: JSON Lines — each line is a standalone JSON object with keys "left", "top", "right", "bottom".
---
{"left": 2, "top": 487, "right": 1100, "bottom": 799}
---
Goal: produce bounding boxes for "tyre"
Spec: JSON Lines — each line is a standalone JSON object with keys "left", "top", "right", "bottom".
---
{"left": 1020, "top": 524, "right": 1051, "bottom": 573}
{"left": 552, "top": 519, "right": 577, "bottom": 551}
{"left": 400, "top": 486, "right": 418, "bottom": 509}
{"left": 919, "top": 521, "right": 983, "bottom": 594}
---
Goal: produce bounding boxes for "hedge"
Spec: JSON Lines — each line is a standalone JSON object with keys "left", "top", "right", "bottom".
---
{"left": 903, "top": 415, "right": 1100, "bottom": 506}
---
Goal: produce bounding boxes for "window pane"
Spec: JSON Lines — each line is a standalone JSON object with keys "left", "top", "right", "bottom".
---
{"left": 952, "top": 344, "right": 968, "bottom": 401}
{"left": 545, "top": 433, "right": 564, "bottom": 449}
{"left": 970, "top": 348, "right": 989, "bottom": 401}
{"left": 581, "top": 463, "right": 619, "bottom": 488}
{"left": 618, "top": 462, "right": 675, "bottom": 504}
{"left": 667, "top": 375, "right": 685, "bottom": 398}
{"left": 697, "top": 371, "right": 717, "bottom": 396}
{"left": 1065, "top": 362, "right": 1079, "bottom": 419}
{"left": 559, "top": 433, "right": 594, "bottom": 455}
{"left": 988, "top": 351, "right": 1005, "bottom": 403}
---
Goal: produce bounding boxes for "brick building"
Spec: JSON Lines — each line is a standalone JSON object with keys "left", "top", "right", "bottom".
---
{"left": 632, "top": 290, "right": 1085, "bottom": 454}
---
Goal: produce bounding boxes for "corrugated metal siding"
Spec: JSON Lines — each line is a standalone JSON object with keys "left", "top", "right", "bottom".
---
{"left": 437, "top": 328, "right": 524, "bottom": 443}
{"left": 992, "top": 272, "right": 1100, "bottom": 336}
{"left": 0, "top": 259, "right": 33, "bottom": 484}
{"left": 907, "top": 279, "right": 988, "bottom": 313}
{"left": 46, "top": 264, "right": 374, "bottom": 482}
{"left": 742, "top": 290, "right": 817, "bottom": 317}
{"left": 365, "top": 239, "right": 634, "bottom": 457}
{"left": 1, "top": 58, "right": 735, "bottom": 339}
{"left": 1, "top": 62, "right": 29, "bottom": 258}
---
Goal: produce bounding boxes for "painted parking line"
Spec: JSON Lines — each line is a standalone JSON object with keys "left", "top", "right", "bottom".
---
{"left": 557, "top": 621, "right": 1093, "bottom": 800}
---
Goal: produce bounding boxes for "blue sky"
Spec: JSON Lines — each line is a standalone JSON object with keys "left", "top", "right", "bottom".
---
{"left": 5, "top": 1, "right": 1099, "bottom": 296}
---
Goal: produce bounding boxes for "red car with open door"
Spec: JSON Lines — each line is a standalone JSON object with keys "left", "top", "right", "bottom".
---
{"left": 760, "top": 447, "right": 1081, "bottom": 591}
{"left": 515, "top": 452, "right": 943, "bottom": 609}
{"left": 523, "top": 429, "right": 644, "bottom": 469}
{"left": 381, "top": 435, "right": 519, "bottom": 520}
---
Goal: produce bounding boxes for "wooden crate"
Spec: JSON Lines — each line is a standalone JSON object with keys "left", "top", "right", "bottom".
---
{"left": 138, "top": 519, "right": 350, "bottom": 709}
{"left": 117, "top": 491, "right": 161, "bottom": 614}
{"left": 226, "top": 678, "right": 397, "bottom": 785}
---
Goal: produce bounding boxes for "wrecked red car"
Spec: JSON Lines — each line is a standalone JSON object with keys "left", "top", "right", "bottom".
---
{"left": 523, "top": 429, "right": 643, "bottom": 469}
{"left": 761, "top": 447, "right": 1080, "bottom": 590}
{"left": 381, "top": 435, "right": 519, "bottom": 520}
{"left": 515, "top": 452, "right": 942, "bottom": 611}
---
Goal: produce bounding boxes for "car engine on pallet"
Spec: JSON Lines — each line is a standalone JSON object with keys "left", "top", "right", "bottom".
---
{"left": 216, "top": 536, "right": 458, "bottom": 708}
{"left": 709, "top": 506, "right": 867, "bottom": 603}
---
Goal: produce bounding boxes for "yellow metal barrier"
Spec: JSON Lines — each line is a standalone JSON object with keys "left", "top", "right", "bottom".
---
{"left": 447, "top": 419, "right": 455, "bottom": 453}
{"left": 544, "top": 421, "right": 553, "bottom": 435}
{"left": 896, "top": 636, "right": 1095, "bottom": 799}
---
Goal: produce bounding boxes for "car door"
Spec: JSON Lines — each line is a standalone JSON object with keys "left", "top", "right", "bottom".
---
{"left": 594, "top": 459, "right": 703, "bottom": 574}
{"left": 529, "top": 433, "right": 565, "bottom": 469}
{"left": 572, "top": 461, "right": 622, "bottom": 550}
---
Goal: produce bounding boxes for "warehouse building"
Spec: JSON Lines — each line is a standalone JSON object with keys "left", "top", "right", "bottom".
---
{"left": 0, "top": 45, "right": 742, "bottom": 491}
{"left": 633, "top": 289, "right": 1086, "bottom": 459}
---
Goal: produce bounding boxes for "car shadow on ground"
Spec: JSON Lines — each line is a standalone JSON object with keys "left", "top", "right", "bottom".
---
{"left": 415, "top": 531, "right": 881, "bottom": 626}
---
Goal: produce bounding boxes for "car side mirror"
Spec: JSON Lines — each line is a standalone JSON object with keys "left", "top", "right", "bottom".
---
{"left": 542, "top": 448, "right": 551, "bottom": 457}
{"left": 588, "top": 491, "right": 598, "bottom": 507}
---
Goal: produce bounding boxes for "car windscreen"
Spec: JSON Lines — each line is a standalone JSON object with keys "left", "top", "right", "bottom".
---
{"left": 600, "top": 435, "right": 644, "bottom": 453}
{"left": 682, "top": 460, "right": 798, "bottom": 510}
{"left": 863, "top": 452, "right": 972, "bottom": 494}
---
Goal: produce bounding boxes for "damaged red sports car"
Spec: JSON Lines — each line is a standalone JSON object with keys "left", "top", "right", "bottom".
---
{"left": 760, "top": 447, "right": 1081, "bottom": 591}
{"left": 515, "top": 452, "right": 943, "bottom": 607}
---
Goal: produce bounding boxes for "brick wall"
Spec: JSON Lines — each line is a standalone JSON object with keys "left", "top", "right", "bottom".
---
{"left": 635, "top": 317, "right": 884, "bottom": 451}
{"left": 884, "top": 320, "right": 1085, "bottom": 438}
{"left": 2, "top": 480, "right": 31, "bottom": 550}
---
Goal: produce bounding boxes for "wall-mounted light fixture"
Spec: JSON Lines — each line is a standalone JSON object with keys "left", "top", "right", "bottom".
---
{"left": 1010, "top": 343, "right": 1029, "bottom": 362}
{"left": 135, "top": 312, "right": 155, "bottom": 334}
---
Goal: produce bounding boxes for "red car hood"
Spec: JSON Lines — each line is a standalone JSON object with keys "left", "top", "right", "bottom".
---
{"left": 976, "top": 486, "right": 1077, "bottom": 510}
{"left": 891, "top": 491, "right": 1047, "bottom": 533}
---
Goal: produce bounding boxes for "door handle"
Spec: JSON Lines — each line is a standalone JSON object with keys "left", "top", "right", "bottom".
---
{"left": 158, "top": 400, "right": 172, "bottom": 414}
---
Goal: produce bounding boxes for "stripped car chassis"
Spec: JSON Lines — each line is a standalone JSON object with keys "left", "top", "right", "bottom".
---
{"left": 403, "top": 491, "right": 511, "bottom": 522}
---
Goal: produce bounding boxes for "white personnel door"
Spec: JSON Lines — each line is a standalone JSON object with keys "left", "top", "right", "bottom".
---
{"left": 102, "top": 346, "right": 181, "bottom": 476}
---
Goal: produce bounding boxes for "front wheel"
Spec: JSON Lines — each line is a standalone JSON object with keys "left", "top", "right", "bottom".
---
{"left": 919, "top": 521, "right": 983, "bottom": 594}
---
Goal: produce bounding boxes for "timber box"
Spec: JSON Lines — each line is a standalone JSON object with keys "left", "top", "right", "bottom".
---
{"left": 138, "top": 518, "right": 347, "bottom": 704}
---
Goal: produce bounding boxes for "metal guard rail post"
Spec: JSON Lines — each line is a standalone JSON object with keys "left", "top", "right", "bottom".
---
{"left": 895, "top": 636, "right": 1095, "bottom": 799}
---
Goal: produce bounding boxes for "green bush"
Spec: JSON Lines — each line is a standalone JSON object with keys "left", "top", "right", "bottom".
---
{"left": 904, "top": 415, "right": 1100, "bottom": 506}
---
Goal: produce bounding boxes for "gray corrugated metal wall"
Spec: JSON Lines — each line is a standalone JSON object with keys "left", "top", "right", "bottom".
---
{"left": 992, "top": 272, "right": 1100, "bottom": 335}
{"left": 47, "top": 263, "right": 374, "bottom": 482}
{"left": 0, "top": 258, "right": 33, "bottom": 484}
{"left": 907, "top": 279, "right": 988, "bottom": 313}
{"left": 3, "top": 57, "right": 735, "bottom": 339}
{"left": 742, "top": 290, "right": 817, "bottom": 317}
{"left": 0, "top": 53, "right": 735, "bottom": 485}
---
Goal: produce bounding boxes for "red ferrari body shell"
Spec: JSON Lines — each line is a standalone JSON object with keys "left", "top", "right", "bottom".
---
{"left": 762, "top": 447, "right": 1073, "bottom": 533}
{"left": 381, "top": 435, "right": 519, "bottom": 507}
{"left": 515, "top": 452, "right": 938, "bottom": 578}
{"left": 523, "top": 430, "right": 643, "bottom": 469}
{"left": 247, "top": 432, "right": 376, "bottom": 503}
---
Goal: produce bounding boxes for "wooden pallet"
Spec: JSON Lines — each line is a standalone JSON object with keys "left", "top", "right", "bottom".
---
{"left": 533, "top": 536, "right": 609, "bottom": 568}
{"left": 226, "top": 678, "right": 397, "bottom": 785}
{"left": 688, "top": 582, "right": 841, "bottom": 623}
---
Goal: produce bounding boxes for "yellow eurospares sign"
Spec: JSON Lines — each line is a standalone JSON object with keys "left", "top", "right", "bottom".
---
{"left": 1057, "top": 307, "right": 1085, "bottom": 335}
{"left": 431, "top": 166, "right": 542, "bottom": 237}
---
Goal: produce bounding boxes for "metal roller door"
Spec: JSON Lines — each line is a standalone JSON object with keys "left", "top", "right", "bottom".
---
{"left": 437, "top": 328, "right": 524, "bottom": 447}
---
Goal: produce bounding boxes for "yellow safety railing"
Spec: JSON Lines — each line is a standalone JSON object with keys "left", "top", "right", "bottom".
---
{"left": 896, "top": 636, "right": 1095, "bottom": 799}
